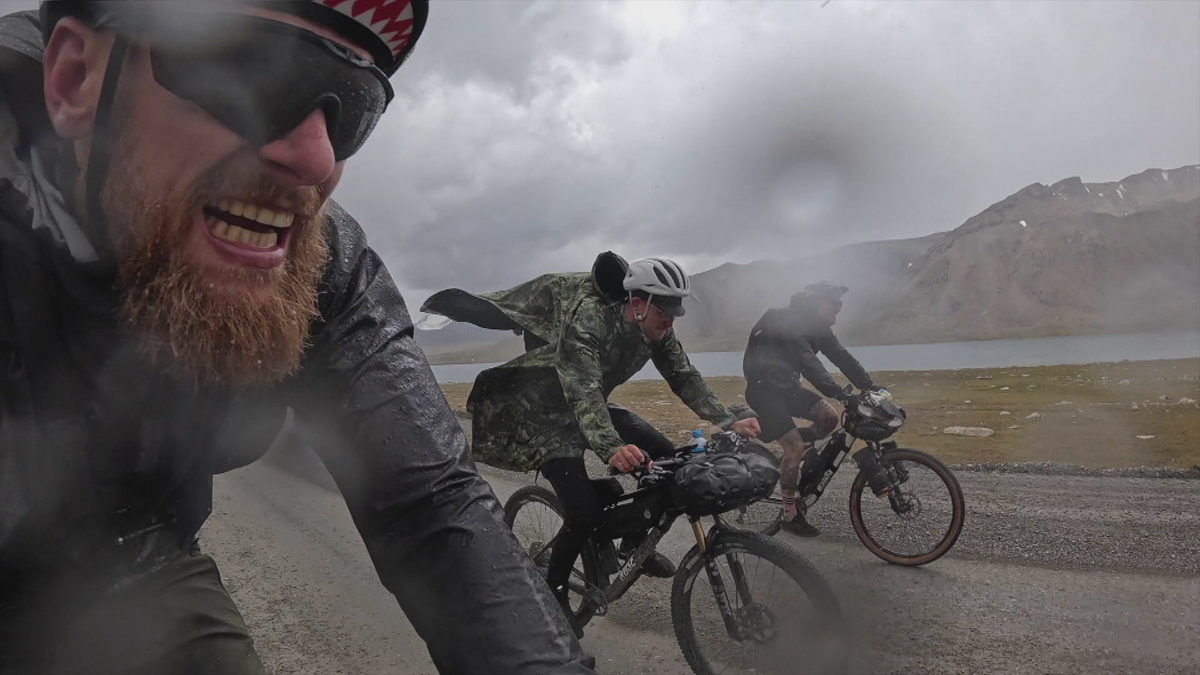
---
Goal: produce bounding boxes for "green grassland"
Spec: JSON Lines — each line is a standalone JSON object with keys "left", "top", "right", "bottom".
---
{"left": 440, "top": 358, "right": 1200, "bottom": 469}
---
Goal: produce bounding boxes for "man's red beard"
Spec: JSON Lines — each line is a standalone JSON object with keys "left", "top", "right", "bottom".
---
{"left": 102, "top": 153, "right": 329, "bottom": 388}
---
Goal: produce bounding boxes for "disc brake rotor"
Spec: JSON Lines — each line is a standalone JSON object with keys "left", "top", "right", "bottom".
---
{"left": 736, "top": 603, "right": 779, "bottom": 644}
{"left": 894, "top": 493, "right": 923, "bottom": 520}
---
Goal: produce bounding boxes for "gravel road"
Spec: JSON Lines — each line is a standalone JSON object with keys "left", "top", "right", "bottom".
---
{"left": 201, "top": 443, "right": 1200, "bottom": 674}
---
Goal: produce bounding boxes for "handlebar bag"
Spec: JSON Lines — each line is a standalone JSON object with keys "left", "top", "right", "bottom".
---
{"left": 670, "top": 453, "right": 780, "bottom": 516}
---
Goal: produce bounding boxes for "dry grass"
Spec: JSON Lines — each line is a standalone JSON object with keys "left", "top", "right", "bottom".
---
{"left": 439, "top": 358, "right": 1200, "bottom": 469}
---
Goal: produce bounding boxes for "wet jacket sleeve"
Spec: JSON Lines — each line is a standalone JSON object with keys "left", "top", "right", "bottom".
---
{"left": 788, "top": 334, "right": 845, "bottom": 398}
{"left": 289, "top": 209, "right": 595, "bottom": 675}
{"left": 816, "top": 330, "right": 875, "bottom": 392}
{"left": 554, "top": 300, "right": 626, "bottom": 463}
{"left": 651, "top": 333, "right": 735, "bottom": 427}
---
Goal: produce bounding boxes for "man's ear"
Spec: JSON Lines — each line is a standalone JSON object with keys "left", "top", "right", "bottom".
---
{"left": 622, "top": 297, "right": 637, "bottom": 320}
{"left": 43, "top": 17, "right": 111, "bottom": 140}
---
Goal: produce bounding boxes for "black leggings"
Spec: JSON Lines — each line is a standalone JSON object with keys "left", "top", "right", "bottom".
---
{"left": 540, "top": 404, "right": 675, "bottom": 604}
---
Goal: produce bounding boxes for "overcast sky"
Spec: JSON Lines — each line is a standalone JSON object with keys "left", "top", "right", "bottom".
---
{"left": 4, "top": 0, "right": 1199, "bottom": 309}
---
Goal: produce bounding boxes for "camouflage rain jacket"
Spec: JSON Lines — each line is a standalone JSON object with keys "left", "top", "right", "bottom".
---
{"left": 421, "top": 252, "right": 736, "bottom": 472}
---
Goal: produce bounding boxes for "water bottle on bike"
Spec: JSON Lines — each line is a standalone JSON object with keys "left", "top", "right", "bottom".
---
{"left": 690, "top": 429, "right": 707, "bottom": 454}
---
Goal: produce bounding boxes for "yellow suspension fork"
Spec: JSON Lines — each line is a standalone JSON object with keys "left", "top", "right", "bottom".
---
{"left": 690, "top": 516, "right": 708, "bottom": 552}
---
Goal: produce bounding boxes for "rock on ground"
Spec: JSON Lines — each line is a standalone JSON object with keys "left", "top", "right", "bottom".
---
{"left": 944, "top": 426, "right": 995, "bottom": 438}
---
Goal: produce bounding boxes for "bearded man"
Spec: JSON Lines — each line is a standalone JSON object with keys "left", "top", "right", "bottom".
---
{"left": 0, "top": 2, "right": 594, "bottom": 674}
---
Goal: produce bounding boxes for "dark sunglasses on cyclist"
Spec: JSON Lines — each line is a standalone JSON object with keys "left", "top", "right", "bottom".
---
{"left": 651, "top": 297, "right": 686, "bottom": 318}
{"left": 101, "top": 12, "right": 393, "bottom": 161}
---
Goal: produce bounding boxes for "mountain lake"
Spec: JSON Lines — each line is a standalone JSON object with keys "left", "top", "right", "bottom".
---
{"left": 429, "top": 330, "right": 1200, "bottom": 384}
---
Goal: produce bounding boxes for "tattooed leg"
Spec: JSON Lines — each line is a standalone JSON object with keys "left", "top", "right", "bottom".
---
{"left": 807, "top": 400, "right": 840, "bottom": 440}
{"left": 777, "top": 428, "right": 807, "bottom": 520}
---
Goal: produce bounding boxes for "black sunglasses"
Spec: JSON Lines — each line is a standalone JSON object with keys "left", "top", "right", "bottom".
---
{"left": 106, "top": 13, "right": 393, "bottom": 161}
{"left": 650, "top": 300, "right": 685, "bottom": 318}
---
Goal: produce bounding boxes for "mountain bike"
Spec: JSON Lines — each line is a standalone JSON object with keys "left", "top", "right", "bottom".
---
{"left": 504, "top": 446, "right": 847, "bottom": 675}
{"left": 713, "top": 386, "right": 966, "bottom": 567}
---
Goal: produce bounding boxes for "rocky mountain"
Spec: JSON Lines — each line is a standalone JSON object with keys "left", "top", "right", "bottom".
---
{"left": 419, "top": 165, "right": 1200, "bottom": 361}
{"left": 845, "top": 166, "right": 1200, "bottom": 344}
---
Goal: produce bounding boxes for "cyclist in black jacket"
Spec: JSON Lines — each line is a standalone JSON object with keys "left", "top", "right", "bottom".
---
{"left": 742, "top": 282, "right": 879, "bottom": 536}
{"left": 0, "top": 3, "right": 593, "bottom": 673}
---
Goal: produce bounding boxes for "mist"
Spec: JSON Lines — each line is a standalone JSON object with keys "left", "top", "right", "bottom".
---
{"left": 342, "top": 0, "right": 1200, "bottom": 308}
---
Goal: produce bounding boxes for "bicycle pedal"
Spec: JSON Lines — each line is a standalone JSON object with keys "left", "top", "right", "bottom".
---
{"left": 581, "top": 584, "right": 610, "bottom": 616}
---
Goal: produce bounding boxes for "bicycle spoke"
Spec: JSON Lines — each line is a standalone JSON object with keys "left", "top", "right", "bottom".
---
{"left": 509, "top": 496, "right": 590, "bottom": 612}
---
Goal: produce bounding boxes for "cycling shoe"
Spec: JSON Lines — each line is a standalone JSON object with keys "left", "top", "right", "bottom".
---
{"left": 780, "top": 514, "right": 821, "bottom": 538}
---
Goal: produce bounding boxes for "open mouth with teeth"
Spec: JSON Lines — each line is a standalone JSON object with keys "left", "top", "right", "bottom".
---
{"left": 202, "top": 199, "right": 295, "bottom": 251}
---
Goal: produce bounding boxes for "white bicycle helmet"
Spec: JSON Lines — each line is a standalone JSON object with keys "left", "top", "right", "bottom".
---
{"left": 622, "top": 258, "right": 689, "bottom": 318}
{"left": 622, "top": 258, "right": 690, "bottom": 297}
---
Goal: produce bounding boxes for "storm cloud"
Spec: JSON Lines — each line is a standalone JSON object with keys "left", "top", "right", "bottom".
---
{"left": 341, "top": 0, "right": 1200, "bottom": 304}
{"left": 6, "top": 0, "right": 1199, "bottom": 307}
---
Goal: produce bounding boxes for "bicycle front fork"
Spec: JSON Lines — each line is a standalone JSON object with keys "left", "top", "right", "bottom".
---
{"left": 856, "top": 441, "right": 908, "bottom": 499}
{"left": 693, "top": 516, "right": 757, "bottom": 642}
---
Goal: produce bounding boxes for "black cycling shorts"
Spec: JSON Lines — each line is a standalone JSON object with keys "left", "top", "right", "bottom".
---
{"left": 744, "top": 383, "right": 825, "bottom": 443}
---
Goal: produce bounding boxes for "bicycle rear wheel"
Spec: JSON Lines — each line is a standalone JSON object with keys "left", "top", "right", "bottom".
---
{"left": 718, "top": 442, "right": 784, "bottom": 535}
{"left": 671, "top": 529, "right": 846, "bottom": 675}
{"left": 503, "top": 485, "right": 603, "bottom": 624}
{"left": 849, "top": 448, "right": 965, "bottom": 566}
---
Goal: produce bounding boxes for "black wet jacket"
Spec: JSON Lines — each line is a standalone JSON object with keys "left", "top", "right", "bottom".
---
{"left": 0, "top": 11, "right": 592, "bottom": 674}
{"left": 742, "top": 302, "right": 874, "bottom": 397}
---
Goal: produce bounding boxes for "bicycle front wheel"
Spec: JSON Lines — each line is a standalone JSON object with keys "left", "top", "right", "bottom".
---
{"left": 849, "top": 448, "right": 965, "bottom": 566}
{"left": 717, "top": 442, "right": 785, "bottom": 535}
{"left": 671, "top": 529, "right": 846, "bottom": 675}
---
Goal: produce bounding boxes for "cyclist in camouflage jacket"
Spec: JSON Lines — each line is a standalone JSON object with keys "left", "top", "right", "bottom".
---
{"left": 422, "top": 251, "right": 758, "bottom": 470}
{"left": 422, "top": 252, "right": 759, "bottom": 633}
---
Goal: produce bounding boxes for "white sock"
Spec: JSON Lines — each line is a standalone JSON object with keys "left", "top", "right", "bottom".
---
{"left": 782, "top": 495, "right": 798, "bottom": 520}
